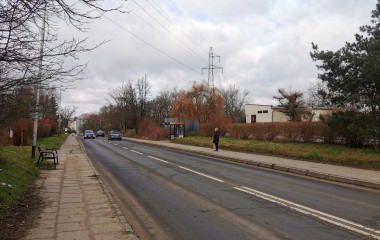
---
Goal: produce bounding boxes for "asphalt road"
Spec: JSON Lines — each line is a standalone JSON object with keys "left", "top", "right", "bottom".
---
{"left": 81, "top": 137, "right": 380, "bottom": 240}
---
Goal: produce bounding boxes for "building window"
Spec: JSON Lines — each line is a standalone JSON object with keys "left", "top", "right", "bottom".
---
{"left": 258, "top": 111, "right": 262, "bottom": 113}
{"left": 263, "top": 110, "right": 268, "bottom": 113}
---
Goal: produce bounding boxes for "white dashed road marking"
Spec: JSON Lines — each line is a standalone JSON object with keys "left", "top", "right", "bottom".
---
{"left": 148, "top": 156, "right": 169, "bottom": 163}
{"left": 131, "top": 150, "right": 143, "bottom": 155}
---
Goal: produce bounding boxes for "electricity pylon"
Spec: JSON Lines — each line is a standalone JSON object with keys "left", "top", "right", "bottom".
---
{"left": 202, "top": 47, "right": 223, "bottom": 91}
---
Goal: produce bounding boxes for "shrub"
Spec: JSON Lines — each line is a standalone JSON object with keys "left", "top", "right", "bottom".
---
{"left": 325, "top": 111, "right": 379, "bottom": 147}
{"left": 137, "top": 118, "right": 169, "bottom": 140}
{"left": 223, "top": 122, "right": 326, "bottom": 143}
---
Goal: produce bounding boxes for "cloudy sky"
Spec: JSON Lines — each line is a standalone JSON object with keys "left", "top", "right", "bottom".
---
{"left": 59, "top": 0, "right": 377, "bottom": 116}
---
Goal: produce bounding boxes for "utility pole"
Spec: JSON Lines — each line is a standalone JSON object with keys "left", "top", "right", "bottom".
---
{"left": 32, "top": 4, "right": 47, "bottom": 159}
{"left": 202, "top": 47, "right": 223, "bottom": 91}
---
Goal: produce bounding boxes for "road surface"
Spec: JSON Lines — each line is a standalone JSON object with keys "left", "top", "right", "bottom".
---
{"left": 81, "top": 137, "right": 380, "bottom": 240}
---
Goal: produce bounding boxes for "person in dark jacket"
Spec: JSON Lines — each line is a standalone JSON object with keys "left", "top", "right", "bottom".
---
{"left": 213, "top": 127, "right": 220, "bottom": 151}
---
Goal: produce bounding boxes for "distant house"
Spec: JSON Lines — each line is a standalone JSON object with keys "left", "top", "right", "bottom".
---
{"left": 68, "top": 118, "right": 77, "bottom": 132}
{"left": 245, "top": 104, "right": 333, "bottom": 123}
{"left": 69, "top": 113, "right": 100, "bottom": 133}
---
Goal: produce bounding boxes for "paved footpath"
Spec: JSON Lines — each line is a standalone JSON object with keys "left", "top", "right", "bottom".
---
{"left": 24, "top": 135, "right": 138, "bottom": 240}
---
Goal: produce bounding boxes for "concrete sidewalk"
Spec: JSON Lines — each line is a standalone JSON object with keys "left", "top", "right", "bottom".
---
{"left": 24, "top": 135, "right": 138, "bottom": 240}
{"left": 126, "top": 138, "right": 380, "bottom": 190}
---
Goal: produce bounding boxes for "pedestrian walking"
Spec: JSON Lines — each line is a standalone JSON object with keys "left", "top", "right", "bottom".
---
{"left": 213, "top": 127, "right": 220, "bottom": 151}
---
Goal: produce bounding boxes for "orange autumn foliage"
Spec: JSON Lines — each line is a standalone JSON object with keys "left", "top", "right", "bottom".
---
{"left": 170, "top": 82, "right": 228, "bottom": 126}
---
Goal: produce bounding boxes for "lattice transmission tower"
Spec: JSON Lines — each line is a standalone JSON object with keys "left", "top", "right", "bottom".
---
{"left": 202, "top": 47, "right": 223, "bottom": 90}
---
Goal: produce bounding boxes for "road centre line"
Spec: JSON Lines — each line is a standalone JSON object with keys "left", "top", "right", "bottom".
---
{"left": 234, "top": 186, "right": 380, "bottom": 240}
{"left": 148, "top": 156, "right": 169, "bottom": 163}
{"left": 131, "top": 150, "right": 143, "bottom": 155}
{"left": 145, "top": 155, "right": 224, "bottom": 183}
{"left": 178, "top": 166, "right": 224, "bottom": 183}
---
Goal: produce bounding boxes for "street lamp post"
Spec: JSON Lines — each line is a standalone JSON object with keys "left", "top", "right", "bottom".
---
{"left": 31, "top": 4, "right": 47, "bottom": 159}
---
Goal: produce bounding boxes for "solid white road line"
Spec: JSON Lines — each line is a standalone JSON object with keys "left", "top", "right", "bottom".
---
{"left": 179, "top": 166, "right": 224, "bottom": 183}
{"left": 234, "top": 186, "right": 380, "bottom": 240}
{"left": 148, "top": 156, "right": 169, "bottom": 163}
{"left": 131, "top": 150, "right": 143, "bottom": 155}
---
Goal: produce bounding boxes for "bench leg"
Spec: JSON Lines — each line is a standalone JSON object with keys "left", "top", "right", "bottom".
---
{"left": 37, "top": 155, "right": 42, "bottom": 165}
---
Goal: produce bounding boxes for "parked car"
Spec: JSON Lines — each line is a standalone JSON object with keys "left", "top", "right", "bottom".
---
{"left": 108, "top": 130, "right": 122, "bottom": 140}
{"left": 84, "top": 130, "right": 95, "bottom": 139}
{"left": 96, "top": 130, "right": 105, "bottom": 137}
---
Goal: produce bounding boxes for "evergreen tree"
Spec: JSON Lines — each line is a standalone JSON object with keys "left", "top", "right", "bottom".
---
{"left": 310, "top": 1, "right": 380, "bottom": 119}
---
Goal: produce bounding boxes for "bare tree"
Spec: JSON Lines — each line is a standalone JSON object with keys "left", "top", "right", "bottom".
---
{"left": 0, "top": 86, "right": 59, "bottom": 129}
{"left": 149, "top": 88, "right": 179, "bottom": 123}
{"left": 0, "top": 1, "right": 126, "bottom": 129}
{"left": 307, "top": 81, "right": 333, "bottom": 108}
{"left": 220, "top": 84, "right": 251, "bottom": 117}
{"left": 137, "top": 76, "right": 151, "bottom": 119}
{"left": 273, "top": 88, "right": 311, "bottom": 122}
{"left": 106, "top": 77, "right": 152, "bottom": 133}
{"left": 0, "top": 87, "right": 34, "bottom": 129}
{"left": 1, "top": 1, "right": 126, "bottom": 91}
{"left": 59, "top": 105, "right": 77, "bottom": 131}
{"left": 99, "top": 104, "right": 123, "bottom": 131}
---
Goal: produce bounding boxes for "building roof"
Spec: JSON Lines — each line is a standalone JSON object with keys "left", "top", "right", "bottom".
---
{"left": 78, "top": 113, "right": 99, "bottom": 120}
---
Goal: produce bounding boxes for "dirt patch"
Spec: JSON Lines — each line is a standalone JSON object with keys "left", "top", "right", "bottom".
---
{"left": 0, "top": 185, "right": 44, "bottom": 240}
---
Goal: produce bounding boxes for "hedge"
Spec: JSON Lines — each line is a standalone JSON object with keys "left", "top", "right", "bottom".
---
{"left": 201, "top": 122, "right": 328, "bottom": 143}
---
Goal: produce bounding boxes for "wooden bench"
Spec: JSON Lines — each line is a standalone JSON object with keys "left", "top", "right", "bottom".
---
{"left": 37, "top": 146, "right": 59, "bottom": 167}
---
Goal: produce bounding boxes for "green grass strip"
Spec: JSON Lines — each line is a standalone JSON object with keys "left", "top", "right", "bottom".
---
{"left": 0, "top": 134, "right": 68, "bottom": 219}
{"left": 172, "top": 137, "right": 380, "bottom": 170}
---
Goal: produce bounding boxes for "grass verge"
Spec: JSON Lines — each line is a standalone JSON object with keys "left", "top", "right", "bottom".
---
{"left": 172, "top": 137, "right": 380, "bottom": 170}
{"left": 0, "top": 134, "right": 68, "bottom": 220}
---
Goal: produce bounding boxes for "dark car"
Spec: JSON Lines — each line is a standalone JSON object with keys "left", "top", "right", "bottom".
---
{"left": 108, "top": 130, "right": 122, "bottom": 140}
{"left": 96, "top": 130, "right": 105, "bottom": 137}
{"left": 84, "top": 130, "right": 95, "bottom": 139}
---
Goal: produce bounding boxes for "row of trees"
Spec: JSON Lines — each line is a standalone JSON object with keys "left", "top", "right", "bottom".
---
{"left": 92, "top": 77, "right": 250, "bottom": 134}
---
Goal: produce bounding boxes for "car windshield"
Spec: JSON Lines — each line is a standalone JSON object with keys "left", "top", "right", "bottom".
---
{"left": 85, "top": 130, "right": 94, "bottom": 133}
{"left": 111, "top": 131, "right": 120, "bottom": 134}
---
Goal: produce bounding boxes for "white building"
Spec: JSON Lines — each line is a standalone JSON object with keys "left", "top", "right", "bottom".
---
{"left": 245, "top": 104, "right": 333, "bottom": 123}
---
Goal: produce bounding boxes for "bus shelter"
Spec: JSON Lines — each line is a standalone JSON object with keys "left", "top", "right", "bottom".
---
{"left": 169, "top": 121, "right": 185, "bottom": 139}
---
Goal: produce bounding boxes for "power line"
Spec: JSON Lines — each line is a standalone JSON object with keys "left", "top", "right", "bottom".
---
{"left": 131, "top": 9, "right": 206, "bottom": 64}
{"left": 101, "top": 13, "right": 200, "bottom": 74}
{"left": 132, "top": 0, "right": 208, "bottom": 63}
{"left": 144, "top": 0, "right": 209, "bottom": 55}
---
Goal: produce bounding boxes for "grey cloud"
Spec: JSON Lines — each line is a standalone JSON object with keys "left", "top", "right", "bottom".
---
{"left": 59, "top": 0, "right": 378, "bottom": 116}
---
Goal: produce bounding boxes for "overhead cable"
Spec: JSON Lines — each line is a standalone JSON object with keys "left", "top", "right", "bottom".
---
{"left": 101, "top": 13, "right": 200, "bottom": 74}
{"left": 132, "top": 0, "right": 208, "bottom": 63}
